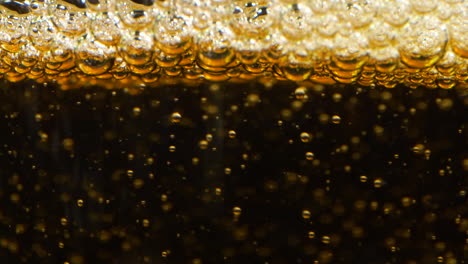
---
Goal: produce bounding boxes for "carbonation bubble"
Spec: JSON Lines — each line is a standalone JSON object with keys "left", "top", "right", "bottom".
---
{"left": 49, "top": 2, "right": 89, "bottom": 35}
{"left": 116, "top": 0, "right": 156, "bottom": 29}
{"left": 171, "top": 112, "right": 182, "bottom": 123}
{"left": 399, "top": 17, "right": 448, "bottom": 68}
{"left": 305, "top": 152, "right": 315, "bottom": 160}
{"left": 308, "top": 231, "right": 315, "bottom": 239}
{"left": 300, "top": 132, "right": 311, "bottom": 143}
{"left": 294, "top": 86, "right": 307, "bottom": 100}
{"left": 228, "top": 130, "right": 237, "bottom": 139}
{"left": 76, "top": 40, "right": 115, "bottom": 75}
{"left": 232, "top": 206, "right": 242, "bottom": 216}
{"left": 321, "top": 235, "right": 331, "bottom": 244}
{"left": 91, "top": 13, "right": 122, "bottom": 46}
{"left": 373, "top": 178, "right": 383, "bottom": 188}
{"left": 331, "top": 115, "right": 341, "bottom": 124}
{"left": 302, "top": 210, "right": 311, "bottom": 220}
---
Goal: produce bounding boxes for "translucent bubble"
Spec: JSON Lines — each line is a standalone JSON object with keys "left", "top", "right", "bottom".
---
{"left": 60, "top": 217, "right": 68, "bottom": 226}
{"left": 331, "top": 115, "right": 341, "bottom": 124}
{"left": 171, "top": 112, "right": 182, "bottom": 123}
{"left": 399, "top": 17, "right": 448, "bottom": 68}
{"left": 373, "top": 178, "right": 383, "bottom": 188}
{"left": 302, "top": 209, "right": 311, "bottom": 219}
{"left": 142, "top": 219, "right": 150, "bottom": 227}
{"left": 321, "top": 235, "right": 331, "bottom": 244}
{"left": 76, "top": 40, "right": 115, "bottom": 75}
{"left": 49, "top": 2, "right": 89, "bottom": 35}
{"left": 199, "top": 140, "right": 209, "bottom": 150}
{"left": 116, "top": 0, "right": 156, "bottom": 29}
{"left": 412, "top": 144, "right": 425, "bottom": 154}
{"left": 232, "top": 206, "right": 242, "bottom": 216}
{"left": 228, "top": 130, "right": 237, "bottom": 139}
{"left": 360, "top": 175, "right": 368, "bottom": 182}
{"left": 279, "top": 2, "right": 314, "bottom": 40}
{"left": 294, "top": 86, "right": 307, "bottom": 100}
{"left": 91, "top": 13, "right": 122, "bottom": 46}
{"left": 300, "top": 132, "right": 311, "bottom": 143}
{"left": 77, "top": 199, "right": 84, "bottom": 207}
{"left": 308, "top": 231, "right": 316, "bottom": 239}
{"left": 169, "top": 145, "right": 176, "bottom": 152}
{"left": 381, "top": 0, "right": 411, "bottom": 26}
{"left": 305, "top": 152, "right": 315, "bottom": 160}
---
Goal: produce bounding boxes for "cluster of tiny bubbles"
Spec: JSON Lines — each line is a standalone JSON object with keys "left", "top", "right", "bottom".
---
{"left": 0, "top": 0, "right": 465, "bottom": 88}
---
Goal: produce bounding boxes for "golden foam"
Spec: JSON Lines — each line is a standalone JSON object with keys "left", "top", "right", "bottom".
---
{"left": 0, "top": 0, "right": 467, "bottom": 89}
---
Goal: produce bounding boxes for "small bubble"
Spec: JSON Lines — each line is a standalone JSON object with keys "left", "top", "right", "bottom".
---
{"left": 169, "top": 145, "right": 176, "bottom": 152}
{"left": 35, "top": 113, "right": 43, "bottom": 122}
{"left": 331, "top": 115, "right": 341, "bottom": 124}
{"left": 224, "top": 168, "right": 232, "bottom": 175}
{"left": 359, "top": 175, "right": 368, "bottom": 182}
{"left": 321, "top": 235, "right": 331, "bottom": 244}
{"left": 127, "top": 170, "right": 134, "bottom": 178}
{"left": 199, "top": 140, "right": 208, "bottom": 150}
{"left": 133, "top": 179, "right": 144, "bottom": 189}
{"left": 300, "top": 132, "right": 311, "bottom": 143}
{"left": 412, "top": 144, "right": 425, "bottom": 154}
{"left": 332, "top": 93, "right": 342, "bottom": 102}
{"left": 60, "top": 217, "right": 68, "bottom": 226}
{"left": 401, "top": 197, "right": 412, "bottom": 207}
{"left": 308, "top": 231, "right": 315, "bottom": 239}
{"left": 171, "top": 112, "right": 182, "bottom": 124}
{"left": 77, "top": 199, "right": 84, "bottom": 207}
{"left": 132, "top": 107, "right": 141, "bottom": 116}
{"left": 228, "top": 130, "right": 237, "bottom": 139}
{"left": 294, "top": 87, "right": 308, "bottom": 100}
{"left": 232, "top": 206, "right": 242, "bottom": 217}
{"left": 374, "top": 178, "right": 383, "bottom": 188}
{"left": 305, "top": 152, "right": 315, "bottom": 160}
{"left": 215, "top": 187, "right": 222, "bottom": 196}
{"left": 302, "top": 210, "right": 311, "bottom": 220}
{"left": 142, "top": 219, "right": 150, "bottom": 227}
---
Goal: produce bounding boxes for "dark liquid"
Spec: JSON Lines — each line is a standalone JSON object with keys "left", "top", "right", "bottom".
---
{"left": 0, "top": 80, "right": 466, "bottom": 264}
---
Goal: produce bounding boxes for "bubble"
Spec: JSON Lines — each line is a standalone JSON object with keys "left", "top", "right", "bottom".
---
{"left": 171, "top": 112, "right": 182, "bottom": 123}
{"left": 60, "top": 217, "right": 68, "bottom": 226}
{"left": 294, "top": 87, "right": 308, "bottom": 100}
{"left": 169, "top": 145, "right": 176, "bottom": 152}
{"left": 228, "top": 130, "right": 237, "bottom": 139}
{"left": 412, "top": 144, "right": 425, "bottom": 154}
{"left": 199, "top": 140, "right": 209, "bottom": 150}
{"left": 321, "top": 235, "right": 331, "bottom": 244}
{"left": 374, "top": 178, "right": 383, "bottom": 188}
{"left": 302, "top": 210, "right": 311, "bottom": 220}
{"left": 77, "top": 199, "right": 84, "bottom": 207}
{"left": 331, "top": 115, "right": 341, "bottom": 124}
{"left": 224, "top": 168, "right": 232, "bottom": 175}
{"left": 305, "top": 152, "right": 315, "bottom": 160}
{"left": 359, "top": 175, "right": 368, "bottom": 183}
{"left": 142, "top": 219, "right": 150, "bottom": 228}
{"left": 232, "top": 206, "right": 242, "bottom": 216}
{"left": 308, "top": 231, "right": 316, "bottom": 239}
{"left": 300, "top": 132, "right": 311, "bottom": 143}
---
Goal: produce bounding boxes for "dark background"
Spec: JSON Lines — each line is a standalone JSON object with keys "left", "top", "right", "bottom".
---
{"left": 0, "top": 80, "right": 466, "bottom": 264}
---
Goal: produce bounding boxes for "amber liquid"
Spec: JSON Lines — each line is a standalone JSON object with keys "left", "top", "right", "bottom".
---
{"left": 0, "top": 79, "right": 466, "bottom": 264}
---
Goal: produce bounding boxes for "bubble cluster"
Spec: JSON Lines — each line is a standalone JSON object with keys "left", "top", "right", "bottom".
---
{"left": 0, "top": 0, "right": 466, "bottom": 88}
